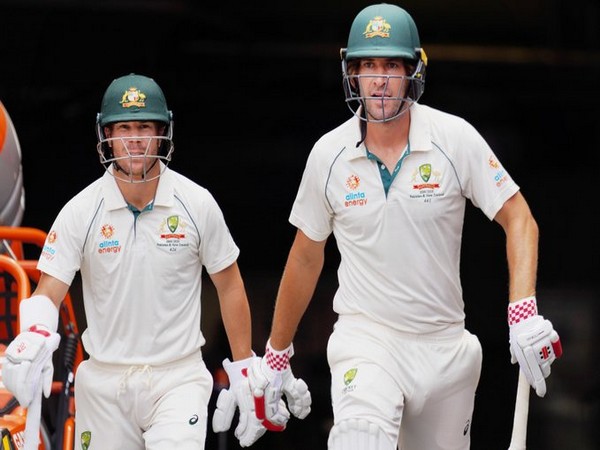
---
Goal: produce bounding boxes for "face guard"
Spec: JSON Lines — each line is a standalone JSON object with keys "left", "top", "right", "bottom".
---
{"left": 341, "top": 49, "right": 427, "bottom": 122}
{"left": 95, "top": 73, "right": 174, "bottom": 183}
{"left": 95, "top": 134, "right": 174, "bottom": 183}
{"left": 341, "top": 3, "right": 427, "bottom": 123}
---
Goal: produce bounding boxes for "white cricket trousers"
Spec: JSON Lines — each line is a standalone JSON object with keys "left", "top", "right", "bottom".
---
{"left": 74, "top": 351, "right": 213, "bottom": 449}
{"left": 327, "top": 314, "right": 482, "bottom": 450}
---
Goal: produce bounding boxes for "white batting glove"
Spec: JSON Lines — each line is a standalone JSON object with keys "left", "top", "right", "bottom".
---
{"left": 508, "top": 296, "right": 562, "bottom": 397}
{"left": 212, "top": 356, "right": 288, "bottom": 447}
{"left": 248, "top": 340, "right": 311, "bottom": 426}
{"left": 3, "top": 295, "right": 60, "bottom": 408}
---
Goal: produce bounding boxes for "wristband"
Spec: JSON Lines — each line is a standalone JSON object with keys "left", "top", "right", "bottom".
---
{"left": 19, "top": 295, "right": 59, "bottom": 333}
{"left": 507, "top": 296, "right": 537, "bottom": 326}
{"left": 265, "top": 339, "right": 293, "bottom": 372}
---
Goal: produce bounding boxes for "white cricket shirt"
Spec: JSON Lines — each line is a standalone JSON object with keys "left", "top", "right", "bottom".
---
{"left": 38, "top": 165, "right": 239, "bottom": 365}
{"left": 290, "top": 103, "right": 519, "bottom": 334}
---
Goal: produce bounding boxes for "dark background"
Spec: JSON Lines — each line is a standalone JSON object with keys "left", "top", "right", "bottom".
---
{"left": 1, "top": 1, "right": 599, "bottom": 449}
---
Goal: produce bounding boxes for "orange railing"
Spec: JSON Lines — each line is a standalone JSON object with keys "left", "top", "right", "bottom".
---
{"left": 0, "top": 226, "right": 84, "bottom": 373}
{"left": 0, "top": 225, "right": 84, "bottom": 450}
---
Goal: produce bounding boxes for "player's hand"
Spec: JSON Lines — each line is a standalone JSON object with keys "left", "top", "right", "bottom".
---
{"left": 212, "top": 356, "right": 289, "bottom": 447}
{"left": 3, "top": 326, "right": 61, "bottom": 407}
{"left": 508, "top": 297, "right": 562, "bottom": 397}
{"left": 247, "top": 340, "right": 312, "bottom": 426}
{"left": 3, "top": 295, "right": 61, "bottom": 408}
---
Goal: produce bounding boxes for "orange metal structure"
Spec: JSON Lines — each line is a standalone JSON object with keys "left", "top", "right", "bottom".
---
{"left": 0, "top": 226, "right": 85, "bottom": 450}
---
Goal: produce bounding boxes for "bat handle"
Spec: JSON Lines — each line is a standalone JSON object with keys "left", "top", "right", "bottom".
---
{"left": 24, "top": 385, "right": 43, "bottom": 450}
{"left": 508, "top": 370, "right": 530, "bottom": 450}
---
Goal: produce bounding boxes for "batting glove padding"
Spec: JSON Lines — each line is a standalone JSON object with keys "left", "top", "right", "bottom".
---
{"left": 3, "top": 295, "right": 61, "bottom": 408}
{"left": 508, "top": 297, "right": 563, "bottom": 397}
{"left": 248, "top": 340, "right": 312, "bottom": 426}
{"left": 212, "top": 356, "right": 288, "bottom": 447}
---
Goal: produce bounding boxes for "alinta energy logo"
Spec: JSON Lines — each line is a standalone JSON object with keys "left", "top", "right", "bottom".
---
{"left": 488, "top": 154, "right": 508, "bottom": 188}
{"left": 98, "top": 223, "right": 121, "bottom": 254}
{"left": 344, "top": 174, "right": 368, "bottom": 207}
{"left": 41, "top": 230, "right": 57, "bottom": 261}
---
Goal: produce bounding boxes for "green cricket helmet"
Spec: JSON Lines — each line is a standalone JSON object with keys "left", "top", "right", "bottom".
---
{"left": 95, "top": 73, "right": 174, "bottom": 183}
{"left": 341, "top": 3, "right": 427, "bottom": 122}
{"left": 97, "top": 73, "right": 172, "bottom": 126}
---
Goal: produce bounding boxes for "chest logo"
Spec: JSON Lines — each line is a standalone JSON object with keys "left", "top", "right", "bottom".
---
{"left": 98, "top": 223, "right": 121, "bottom": 254}
{"left": 410, "top": 164, "right": 445, "bottom": 202}
{"left": 419, "top": 163, "right": 431, "bottom": 182}
{"left": 344, "top": 174, "right": 368, "bottom": 208}
{"left": 158, "top": 215, "right": 189, "bottom": 252}
{"left": 160, "top": 215, "right": 185, "bottom": 239}
{"left": 101, "top": 224, "right": 114, "bottom": 239}
{"left": 412, "top": 163, "right": 441, "bottom": 190}
{"left": 167, "top": 215, "right": 179, "bottom": 233}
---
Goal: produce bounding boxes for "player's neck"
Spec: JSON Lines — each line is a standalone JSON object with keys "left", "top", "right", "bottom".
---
{"left": 365, "top": 112, "right": 410, "bottom": 158}
{"left": 117, "top": 177, "right": 159, "bottom": 211}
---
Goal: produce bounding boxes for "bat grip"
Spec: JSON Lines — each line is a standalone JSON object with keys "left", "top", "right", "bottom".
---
{"left": 24, "top": 385, "right": 43, "bottom": 450}
{"left": 508, "top": 370, "right": 530, "bottom": 450}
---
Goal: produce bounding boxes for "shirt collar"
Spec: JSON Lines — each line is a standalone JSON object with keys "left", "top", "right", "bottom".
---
{"left": 344, "top": 103, "right": 433, "bottom": 161}
{"left": 407, "top": 103, "right": 433, "bottom": 153}
{"left": 101, "top": 162, "right": 174, "bottom": 210}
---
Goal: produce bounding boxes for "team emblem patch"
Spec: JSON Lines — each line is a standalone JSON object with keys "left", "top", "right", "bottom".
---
{"left": 419, "top": 163, "right": 431, "bottom": 182}
{"left": 167, "top": 215, "right": 179, "bottom": 233}
{"left": 120, "top": 87, "right": 146, "bottom": 108}
{"left": 363, "top": 16, "right": 391, "bottom": 38}
{"left": 343, "top": 368, "right": 358, "bottom": 386}
{"left": 410, "top": 163, "right": 444, "bottom": 199}
{"left": 157, "top": 215, "right": 188, "bottom": 251}
{"left": 81, "top": 431, "right": 91, "bottom": 450}
{"left": 342, "top": 368, "right": 358, "bottom": 395}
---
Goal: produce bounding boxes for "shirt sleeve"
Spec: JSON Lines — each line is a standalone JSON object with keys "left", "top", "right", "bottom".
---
{"left": 198, "top": 191, "right": 240, "bottom": 274}
{"left": 36, "top": 199, "right": 84, "bottom": 286}
{"left": 288, "top": 144, "right": 334, "bottom": 242}
{"left": 456, "top": 119, "right": 520, "bottom": 220}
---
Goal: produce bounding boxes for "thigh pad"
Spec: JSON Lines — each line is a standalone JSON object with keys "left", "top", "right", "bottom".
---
{"left": 328, "top": 419, "right": 396, "bottom": 450}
